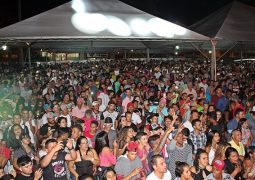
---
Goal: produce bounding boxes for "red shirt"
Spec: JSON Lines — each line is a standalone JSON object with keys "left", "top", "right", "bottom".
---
{"left": 81, "top": 117, "right": 96, "bottom": 133}
{"left": 0, "top": 146, "right": 11, "bottom": 160}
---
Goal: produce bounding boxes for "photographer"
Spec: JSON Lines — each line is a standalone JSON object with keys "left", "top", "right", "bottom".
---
{"left": 40, "top": 138, "right": 77, "bottom": 180}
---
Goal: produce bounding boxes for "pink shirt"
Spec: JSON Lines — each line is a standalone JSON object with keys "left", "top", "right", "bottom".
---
{"left": 81, "top": 117, "right": 96, "bottom": 133}
{"left": 122, "top": 96, "right": 133, "bottom": 112}
{"left": 71, "top": 106, "right": 88, "bottom": 119}
{"left": 99, "top": 150, "right": 116, "bottom": 167}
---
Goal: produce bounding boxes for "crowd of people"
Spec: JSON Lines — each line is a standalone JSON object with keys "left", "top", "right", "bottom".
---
{"left": 0, "top": 59, "right": 254, "bottom": 180}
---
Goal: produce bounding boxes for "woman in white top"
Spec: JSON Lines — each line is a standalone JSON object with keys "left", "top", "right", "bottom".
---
{"left": 205, "top": 130, "right": 221, "bottom": 164}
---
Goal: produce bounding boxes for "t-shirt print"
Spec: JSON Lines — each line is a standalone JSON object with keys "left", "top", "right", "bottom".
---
{"left": 52, "top": 160, "right": 66, "bottom": 178}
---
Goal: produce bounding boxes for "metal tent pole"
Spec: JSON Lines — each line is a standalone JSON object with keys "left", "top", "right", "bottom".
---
{"left": 211, "top": 39, "right": 217, "bottom": 81}
{"left": 28, "top": 46, "right": 31, "bottom": 69}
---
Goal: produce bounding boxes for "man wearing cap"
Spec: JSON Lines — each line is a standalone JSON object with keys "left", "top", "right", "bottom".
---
{"left": 103, "top": 101, "right": 119, "bottom": 130}
{"left": 97, "top": 117, "right": 117, "bottom": 149}
{"left": 40, "top": 112, "right": 58, "bottom": 139}
{"left": 71, "top": 97, "right": 88, "bottom": 122}
{"left": 114, "top": 141, "right": 143, "bottom": 180}
{"left": 149, "top": 98, "right": 168, "bottom": 125}
{"left": 41, "top": 104, "right": 52, "bottom": 127}
{"left": 205, "top": 160, "right": 234, "bottom": 180}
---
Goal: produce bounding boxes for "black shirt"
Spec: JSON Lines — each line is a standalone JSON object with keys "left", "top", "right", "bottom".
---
{"left": 42, "top": 151, "right": 67, "bottom": 180}
{"left": 15, "top": 173, "right": 34, "bottom": 180}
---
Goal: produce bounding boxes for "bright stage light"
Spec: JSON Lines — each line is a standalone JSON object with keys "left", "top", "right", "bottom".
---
{"left": 71, "top": 0, "right": 86, "bottom": 13}
{"left": 175, "top": 52, "right": 178, "bottom": 55}
{"left": 175, "top": 45, "right": 180, "bottom": 50}
{"left": 169, "top": 23, "right": 186, "bottom": 35}
{"left": 209, "top": 50, "right": 212, "bottom": 54}
{"left": 130, "top": 18, "right": 150, "bottom": 36}
{"left": 107, "top": 16, "right": 131, "bottom": 36}
{"left": 148, "top": 18, "right": 174, "bottom": 37}
{"left": 148, "top": 18, "right": 186, "bottom": 37}
{"left": 71, "top": 13, "right": 107, "bottom": 34}
{"left": 2, "top": 45, "right": 7, "bottom": 50}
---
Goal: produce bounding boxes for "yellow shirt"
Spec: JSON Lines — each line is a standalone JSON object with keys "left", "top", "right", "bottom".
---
{"left": 229, "top": 140, "right": 245, "bottom": 156}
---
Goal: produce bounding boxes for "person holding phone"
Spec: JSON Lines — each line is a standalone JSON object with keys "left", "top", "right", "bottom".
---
{"left": 16, "top": 155, "right": 42, "bottom": 180}
{"left": 40, "top": 138, "right": 77, "bottom": 180}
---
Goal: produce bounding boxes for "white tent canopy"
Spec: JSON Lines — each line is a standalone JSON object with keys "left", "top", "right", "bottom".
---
{"left": 0, "top": 0, "right": 208, "bottom": 42}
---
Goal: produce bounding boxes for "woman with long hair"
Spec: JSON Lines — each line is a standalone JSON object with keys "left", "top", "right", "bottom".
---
{"left": 190, "top": 149, "right": 212, "bottom": 180}
{"left": 117, "top": 126, "right": 134, "bottom": 156}
{"left": 7, "top": 124, "right": 23, "bottom": 150}
{"left": 12, "top": 133, "right": 38, "bottom": 171}
{"left": 224, "top": 147, "right": 244, "bottom": 179}
{"left": 205, "top": 130, "right": 221, "bottom": 164}
{"left": 213, "top": 142, "right": 230, "bottom": 162}
{"left": 95, "top": 131, "right": 116, "bottom": 179}
{"left": 68, "top": 136, "right": 99, "bottom": 179}
{"left": 175, "top": 161, "right": 193, "bottom": 180}
{"left": 243, "top": 146, "right": 255, "bottom": 179}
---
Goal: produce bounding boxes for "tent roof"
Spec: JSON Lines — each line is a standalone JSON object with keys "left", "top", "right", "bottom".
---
{"left": 190, "top": 1, "right": 255, "bottom": 41}
{"left": 0, "top": 0, "right": 208, "bottom": 42}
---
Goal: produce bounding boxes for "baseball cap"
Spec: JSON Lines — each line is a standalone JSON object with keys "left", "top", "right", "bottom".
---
{"left": 213, "top": 160, "right": 225, "bottom": 171}
{"left": 77, "top": 97, "right": 84, "bottom": 104}
{"left": 159, "top": 98, "right": 167, "bottom": 105}
{"left": 46, "top": 112, "right": 54, "bottom": 119}
{"left": 43, "top": 104, "right": 51, "bottom": 110}
{"left": 92, "top": 101, "right": 99, "bottom": 106}
{"left": 126, "top": 141, "right": 138, "bottom": 152}
{"left": 149, "top": 123, "right": 161, "bottom": 131}
{"left": 127, "top": 102, "right": 134, "bottom": 109}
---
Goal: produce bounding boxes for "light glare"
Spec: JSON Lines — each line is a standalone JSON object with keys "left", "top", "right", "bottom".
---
{"left": 71, "top": 13, "right": 107, "bottom": 34}
{"left": 2, "top": 45, "right": 7, "bottom": 50}
{"left": 71, "top": 0, "right": 86, "bottom": 13}
{"left": 107, "top": 16, "right": 131, "bottom": 36}
{"left": 130, "top": 18, "right": 150, "bottom": 36}
{"left": 148, "top": 18, "right": 174, "bottom": 37}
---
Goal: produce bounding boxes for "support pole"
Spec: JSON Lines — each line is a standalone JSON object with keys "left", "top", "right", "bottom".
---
{"left": 240, "top": 42, "right": 243, "bottom": 64}
{"left": 28, "top": 46, "right": 31, "bottom": 69}
{"left": 146, "top": 48, "right": 150, "bottom": 61}
{"left": 124, "top": 50, "right": 127, "bottom": 59}
{"left": 211, "top": 39, "right": 217, "bottom": 81}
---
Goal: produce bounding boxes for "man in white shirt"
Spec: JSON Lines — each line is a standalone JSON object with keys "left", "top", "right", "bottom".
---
{"left": 127, "top": 102, "right": 142, "bottom": 125}
{"left": 182, "top": 82, "right": 197, "bottom": 100}
{"left": 199, "top": 78, "right": 208, "bottom": 92}
{"left": 103, "top": 101, "right": 119, "bottom": 130}
{"left": 146, "top": 155, "right": 172, "bottom": 180}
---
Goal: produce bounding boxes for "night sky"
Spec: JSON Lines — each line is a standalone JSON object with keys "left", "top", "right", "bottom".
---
{"left": 0, "top": 0, "right": 254, "bottom": 29}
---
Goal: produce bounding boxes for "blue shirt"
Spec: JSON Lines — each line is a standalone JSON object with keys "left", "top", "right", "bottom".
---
{"left": 227, "top": 119, "right": 238, "bottom": 133}
{"left": 149, "top": 106, "right": 168, "bottom": 124}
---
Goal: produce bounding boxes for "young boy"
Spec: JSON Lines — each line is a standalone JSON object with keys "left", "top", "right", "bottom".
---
{"left": 15, "top": 155, "right": 42, "bottom": 180}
